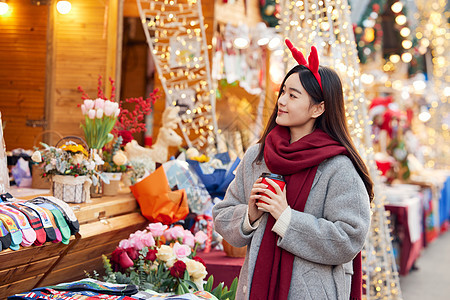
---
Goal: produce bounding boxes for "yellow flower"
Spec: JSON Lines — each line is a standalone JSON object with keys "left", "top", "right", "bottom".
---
{"left": 60, "top": 143, "right": 89, "bottom": 156}
{"left": 185, "top": 258, "right": 207, "bottom": 281}
{"left": 156, "top": 245, "right": 175, "bottom": 262}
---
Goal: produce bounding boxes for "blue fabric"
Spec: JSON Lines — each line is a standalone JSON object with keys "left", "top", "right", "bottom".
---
{"left": 439, "top": 176, "right": 450, "bottom": 227}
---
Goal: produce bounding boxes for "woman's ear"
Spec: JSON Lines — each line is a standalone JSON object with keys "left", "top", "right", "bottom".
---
{"left": 312, "top": 101, "right": 325, "bottom": 118}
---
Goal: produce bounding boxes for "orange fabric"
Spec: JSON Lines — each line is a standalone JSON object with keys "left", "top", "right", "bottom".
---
{"left": 130, "top": 166, "right": 189, "bottom": 225}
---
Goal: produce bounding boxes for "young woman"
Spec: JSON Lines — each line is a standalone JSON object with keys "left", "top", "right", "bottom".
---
{"left": 213, "top": 39, "right": 373, "bottom": 300}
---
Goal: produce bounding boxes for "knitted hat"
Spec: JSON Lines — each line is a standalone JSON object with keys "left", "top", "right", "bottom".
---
{"left": 21, "top": 202, "right": 57, "bottom": 242}
{"left": 0, "top": 213, "right": 22, "bottom": 250}
{"left": 37, "top": 202, "right": 71, "bottom": 245}
{"left": 7, "top": 203, "right": 47, "bottom": 246}
{"left": 0, "top": 220, "right": 12, "bottom": 250}
{"left": 0, "top": 204, "right": 36, "bottom": 247}
{"left": 32, "top": 196, "right": 79, "bottom": 235}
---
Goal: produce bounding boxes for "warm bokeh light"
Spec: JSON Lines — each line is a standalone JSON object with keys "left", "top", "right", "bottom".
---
{"left": 391, "top": 1, "right": 403, "bottom": 13}
{"left": 56, "top": 1, "right": 71, "bottom": 14}
{"left": 0, "top": 2, "right": 9, "bottom": 15}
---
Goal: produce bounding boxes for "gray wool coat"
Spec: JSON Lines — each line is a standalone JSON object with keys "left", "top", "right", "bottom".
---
{"left": 213, "top": 144, "right": 371, "bottom": 300}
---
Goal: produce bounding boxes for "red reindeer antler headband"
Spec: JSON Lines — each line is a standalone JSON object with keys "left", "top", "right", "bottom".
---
{"left": 285, "top": 38, "right": 322, "bottom": 91}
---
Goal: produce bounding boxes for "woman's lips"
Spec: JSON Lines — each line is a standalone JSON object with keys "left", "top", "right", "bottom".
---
{"left": 278, "top": 110, "right": 287, "bottom": 115}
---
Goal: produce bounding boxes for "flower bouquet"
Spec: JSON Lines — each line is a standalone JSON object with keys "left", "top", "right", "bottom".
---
{"left": 31, "top": 141, "right": 106, "bottom": 203}
{"left": 78, "top": 76, "right": 121, "bottom": 150}
{"left": 96, "top": 223, "right": 237, "bottom": 299}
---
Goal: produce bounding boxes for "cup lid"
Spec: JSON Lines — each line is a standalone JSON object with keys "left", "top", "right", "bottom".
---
{"left": 260, "top": 172, "right": 285, "bottom": 181}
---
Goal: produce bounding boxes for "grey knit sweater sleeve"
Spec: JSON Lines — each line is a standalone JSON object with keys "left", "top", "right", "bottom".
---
{"left": 212, "top": 145, "right": 262, "bottom": 248}
{"left": 276, "top": 155, "right": 371, "bottom": 265}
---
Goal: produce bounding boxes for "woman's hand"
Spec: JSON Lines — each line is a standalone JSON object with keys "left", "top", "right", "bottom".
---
{"left": 248, "top": 177, "right": 267, "bottom": 223}
{"left": 256, "top": 178, "right": 288, "bottom": 220}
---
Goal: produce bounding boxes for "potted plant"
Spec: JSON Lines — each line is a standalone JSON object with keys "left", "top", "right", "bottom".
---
{"left": 31, "top": 141, "right": 106, "bottom": 203}
{"left": 102, "top": 136, "right": 131, "bottom": 196}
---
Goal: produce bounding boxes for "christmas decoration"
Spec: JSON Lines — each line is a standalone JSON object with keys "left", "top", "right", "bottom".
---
{"left": 136, "top": 0, "right": 218, "bottom": 152}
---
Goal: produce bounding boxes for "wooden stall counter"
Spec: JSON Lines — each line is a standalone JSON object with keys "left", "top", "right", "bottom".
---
{"left": 0, "top": 188, "right": 147, "bottom": 299}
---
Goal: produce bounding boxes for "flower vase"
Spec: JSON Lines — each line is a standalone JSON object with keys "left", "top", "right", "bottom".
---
{"left": 90, "top": 148, "right": 103, "bottom": 198}
{"left": 102, "top": 172, "right": 122, "bottom": 196}
{"left": 51, "top": 175, "right": 91, "bottom": 203}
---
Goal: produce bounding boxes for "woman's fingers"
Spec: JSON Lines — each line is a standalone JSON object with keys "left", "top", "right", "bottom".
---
{"left": 265, "top": 178, "right": 283, "bottom": 195}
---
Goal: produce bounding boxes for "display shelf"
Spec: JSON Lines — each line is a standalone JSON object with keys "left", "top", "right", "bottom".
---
{"left": 0, "top": 190, "right": 147, "bottom": 299}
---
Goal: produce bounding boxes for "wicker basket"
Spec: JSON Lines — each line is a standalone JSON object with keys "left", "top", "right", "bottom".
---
{"left": 222, "top": 239, "right": 247, "bottom": 258}
{"left": 51, "top": 175, "right": 91, "bottom": 203}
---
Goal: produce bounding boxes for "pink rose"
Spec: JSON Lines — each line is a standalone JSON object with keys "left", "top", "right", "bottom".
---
{"left": 147, "top": 222, "right": 168, "bottom": 237}
{"left": 194, "top": 231, "right": 208, "bottom": 245}
{"left": 129, "top": 236, "right": 145, "bottom": 251}
{"left": 141, "top": 233, "right": 155, "bottom": 248}
{"left": 173, "top": 242, "right": 191, "bottom": 260}
{"left": 118, "top": 239, "right": 131, "bottom": 249}
{"left": 164, "top": 226, "right": 185, "bottom": 242}
{"left": 183, "top": 230, "right": 195, "bottom": 248}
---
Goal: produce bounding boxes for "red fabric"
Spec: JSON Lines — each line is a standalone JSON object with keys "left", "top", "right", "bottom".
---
{"left": 250, "top": 125, "right": 362, "bottom": 300}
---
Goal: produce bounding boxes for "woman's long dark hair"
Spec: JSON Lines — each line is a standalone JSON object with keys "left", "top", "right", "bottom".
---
{"left": 255, "top": 65, "right": 374, "bottom": 201}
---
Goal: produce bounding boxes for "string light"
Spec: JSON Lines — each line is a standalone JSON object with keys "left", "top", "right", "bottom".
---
{"left": 136, "top": 0, "right": 218, "bottom": 152}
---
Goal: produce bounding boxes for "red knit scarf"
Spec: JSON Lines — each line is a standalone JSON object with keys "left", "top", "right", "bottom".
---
{"left": 249, "top": 125, "right": 362, "bottom": 300}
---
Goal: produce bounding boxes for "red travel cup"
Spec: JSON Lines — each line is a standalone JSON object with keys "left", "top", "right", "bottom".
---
{"left": 257, "top": 173, "right": 286, "bottom": 210}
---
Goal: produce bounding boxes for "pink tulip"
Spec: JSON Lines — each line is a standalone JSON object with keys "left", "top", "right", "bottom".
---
{"left": 104, "top": 100, "right": 115, "bottom": 116}
{"left": 84, "top": 99, "right": 94, "bottom": 110}
{"left": 194, "top": 231, "right": 208, "bottom": 245}
{"left": 88, "top": 109, "right": 96, "bottom": 119}
{"left": 183, "top": 230, "right": 195, "bottom": 248}
{"left": 94, "top": 98, "right": 105, "bottom": 109}
{"left": 173, "top": 242, "right": 191, "bottom": 260}
{"left": 113, "top": 108, "right": 120, "bottom": 118}
{"left": 119, "top": 251, "right": 134, "bottom": 269}
{"left": 81, "top": 104, "right": 87, "bottom": 115}
{"left": 147, "top": 222, "right": 168, "bottom": 237}
{"left": 96, "top": 108, "right": 104, "bottom": 119}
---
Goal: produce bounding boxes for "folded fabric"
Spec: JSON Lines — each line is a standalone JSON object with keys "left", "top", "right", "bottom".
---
{"left": 31, "top": 196, "right": 79, "bottom": 235}
{"left": 6, "top": 203, "right": 46, "bottom": 246}
{"left": 8, "top": 289, "right": 136, "bottom": 300}
{"left": 20, "top": 202, "right": 57, "bottom": 242}
{"left": 0, "top": 204, "right": 36, "bottom": 247}
{"left": 0, "top": 213, "right": 22, "bottom": 250}
{"left": 32, "top": 278, "right": 138, "bottom": 296}
{"left": 0, "top": 220, "right": 12, "bottom": 250}
{"left": 36, "top": 202, "right": 71, "bottom": 244}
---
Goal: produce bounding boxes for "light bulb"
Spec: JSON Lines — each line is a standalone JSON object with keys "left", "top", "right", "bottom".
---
{"left": 0, "top": 2, "right": 9, "bottom": 15}
{"left": 391, "top": 2, "right": 403, "bottom": 13}
{"left": 402, "top": 40, "right": 412, "bottom": 49}
{"left": 57, "top": 1, "right": 71, "bottom": 14}
{"left": 389, "top": 54, "right": 400, "bottom": 63}
{"left": 400, "top": 27, "right": 410, "bottom": 37}
{"left": 401, "top": 52, "right": 412, "bottom": 63}
{"left": 395, "top": 15, "right": 407, "bottom": 26}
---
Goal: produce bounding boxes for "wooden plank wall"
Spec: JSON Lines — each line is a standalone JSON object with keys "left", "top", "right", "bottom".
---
{"left": 0, "top": 0, "right": 48, "bottom": 150}
{"left": 46, "top": 0, "right": 118, "bottom": 146}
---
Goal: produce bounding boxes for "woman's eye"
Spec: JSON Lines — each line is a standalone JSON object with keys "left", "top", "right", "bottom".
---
{"left": 290, "top": 93, "right": 297, "bottom": 98}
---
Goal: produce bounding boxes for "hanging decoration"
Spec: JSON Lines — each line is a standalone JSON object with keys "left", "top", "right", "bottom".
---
{"left": 136, "top": 0, "right": 218, "bottom": 151}
{"left": 414, "top": 0, "right": 449, "bottom": 168}
{"left": 279, "top": 0, "right": 402, "bottom": 299}
{"left": 259, "top": 0, "right": 281, "bottom": 27}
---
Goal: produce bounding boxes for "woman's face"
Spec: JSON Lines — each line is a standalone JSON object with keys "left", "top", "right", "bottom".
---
{"left": 275, "top": 73, "right": 324, "bottom": 137}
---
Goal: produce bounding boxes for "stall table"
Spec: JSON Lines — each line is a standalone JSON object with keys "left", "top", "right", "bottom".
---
{"left": 197, "top": 250, "right": 244, "bottom": 288}
{"left": 0, "top": 189, "right": 147, "bottom": 299}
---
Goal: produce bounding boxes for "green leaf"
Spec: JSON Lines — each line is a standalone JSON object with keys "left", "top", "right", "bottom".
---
{"left": 229, "top": 277, "right": 238, "bottom": 300}
{"left": 184, "top": 279, "right": 199, "bottom": 291}
{"left": 212, "top": 282, "right": 224, "bottom": 298}
{"left": 183, "top": 270, "right": 190, "bottom": 281}
{"left": 222, "top": 290, "right": 236, "bottom": 300}
{"left": 176, "top": 284, "right": 183, "bottom": 295}
{"left": 180, "top": 281, "right": 190, "bottom": 294}
{"left": 204, "top": 275, "right": 214, "bottom": 292}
